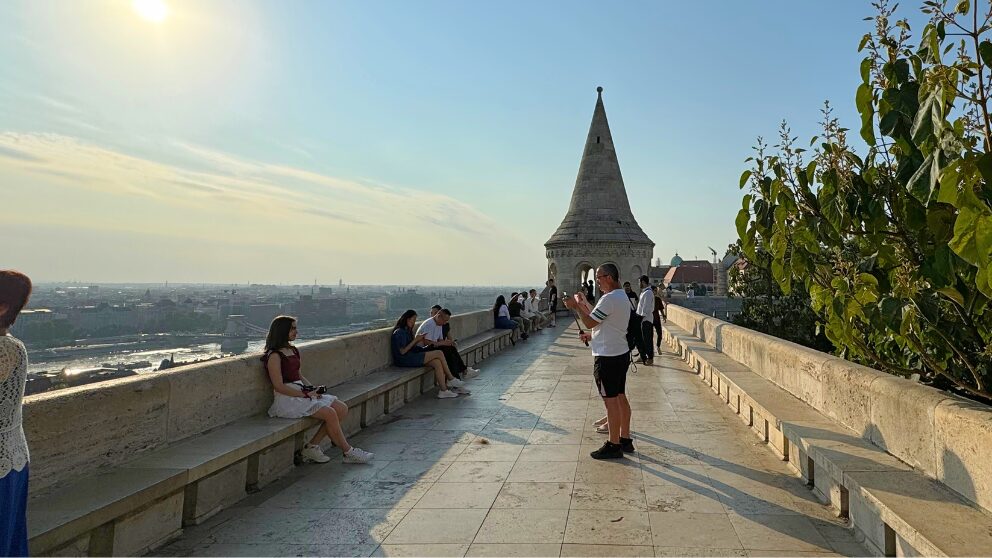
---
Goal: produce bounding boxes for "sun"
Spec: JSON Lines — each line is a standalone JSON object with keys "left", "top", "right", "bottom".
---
{"left": 132, "top": 0, "right": 168, "bottom": 23}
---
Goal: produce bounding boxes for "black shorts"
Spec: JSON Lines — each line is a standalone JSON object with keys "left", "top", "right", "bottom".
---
{"left": 594, "top": 352, "right": 630, "bottom": 398}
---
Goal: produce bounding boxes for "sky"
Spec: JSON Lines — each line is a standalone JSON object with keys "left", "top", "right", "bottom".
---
{"left": 0, "top": 0, "right": 924, "bottom": 286}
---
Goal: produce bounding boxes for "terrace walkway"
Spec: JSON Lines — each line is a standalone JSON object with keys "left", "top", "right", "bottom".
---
{"left": 154, "top": 324, "right": 865, "bottom": 557}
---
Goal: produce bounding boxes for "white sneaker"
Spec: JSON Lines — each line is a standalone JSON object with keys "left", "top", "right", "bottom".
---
{"left": 343, "top": 447, "right": 374, "bottom": 464}
{"left": 464, "top": 368, "right": 480, "bottom": 378}
{"left": 300, "top": 444, "right": 330, "bottom": 464}
{"left": 448, "top": 377, "right": 466, "bottom": 388}
{"left": 437, "top": 389, "right": 458, "bottom": 399}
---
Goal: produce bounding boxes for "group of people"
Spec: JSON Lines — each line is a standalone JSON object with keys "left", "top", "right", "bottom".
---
{"left": 493, "top": 279, "right": 558, "bottom": 341}
{"left": 622, "top": 276, "right": 668, "bottom": 366}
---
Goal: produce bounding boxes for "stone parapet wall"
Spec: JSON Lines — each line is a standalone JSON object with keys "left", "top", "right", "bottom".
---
{"left": 666, "top": 304, "right": 992, "bottom": 513}
{"left": 22, "top": 309, "right": 496, "bottom": 494}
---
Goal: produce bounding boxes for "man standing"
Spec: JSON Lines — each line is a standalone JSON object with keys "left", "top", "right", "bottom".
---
{"left": 564, "top": 263, "right": 634, "bottom": 459}
{"left": 546, "top": 279, "right": 558, "bottom": 327}
{"left": 635, "top": 275, "right": 655, "bottom": 366}
{"left": 418, "top": 308, "right": 480, "bottom": 380}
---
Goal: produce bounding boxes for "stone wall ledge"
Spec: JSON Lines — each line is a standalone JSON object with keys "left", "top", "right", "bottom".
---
{"left": 23, "top": 309, "right": 516, "bottom": 556}
{"left": 663, "top": 306, "right": 992, "bottom": 557}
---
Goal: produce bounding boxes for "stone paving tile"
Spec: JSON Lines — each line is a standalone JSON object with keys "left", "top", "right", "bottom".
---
{"left": 492, "top": 482, "right": 574, "bottom": 509}
{"left": 414, "top": 482, "right": 502, "bottom": 509}
{"left": 466, "top": 543, "right": 562, "bottom": 557}
{"left": 474, "top": 508, "right": 568, "bottom": 544}
{"left": 383, "top": 509, "right": 488, "bottom": 544}
{"left": 564, "top": 509, "right": 654, "bottom": 546}
{"left": 506, "top": 460, "right": 578, "bottom": 483}
{"left": 154, "top": 326, "right": 869, "bottom": 557}
{"left": 373, "top": 544, "right": 470, "bottom": 557}
{"left": 560, "top": 543, "right": 654, "bottom": 557}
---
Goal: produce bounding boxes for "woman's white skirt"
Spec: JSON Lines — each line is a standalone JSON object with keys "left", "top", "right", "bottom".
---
{"left": 268, "top": 390, "right": 338, "bottom": 419}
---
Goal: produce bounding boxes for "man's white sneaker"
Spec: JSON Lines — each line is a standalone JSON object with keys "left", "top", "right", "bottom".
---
{"left": 300, "top": 444, "right": 330, "bottom": 464}
{"left": 448, "top": 377, "right": 466, "bottom": 388}
{"left": 437, "top": 389, "right": 458, "bottom": 399}
{"left": 464, "top": 368, "right": 480, "bottom": 379}
{"left": 343, "top": 447, "right": 374, "bottom": 464}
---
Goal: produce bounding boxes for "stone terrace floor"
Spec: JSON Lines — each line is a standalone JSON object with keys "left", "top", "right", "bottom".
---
{"left": 154, "top": 324, "right": 866, "bottom": 557}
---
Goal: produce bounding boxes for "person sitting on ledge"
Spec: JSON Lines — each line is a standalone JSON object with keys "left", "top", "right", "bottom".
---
{"left": 508, "top": 293, "right": 531, "bottom": 339}
{"left": 526, "top": 288, "right": 546, "bottom": 331}
{"left": 492, "top": 295, "right": 520, "bottom": 344}
{"left": 262, "top": 315, "right": 373, "bottom": 464}
{"left": 419, "top": 307, "right": 480, "bottom": 379}
{"left": 392, "top": 309, "right": 467, "bottom": 399}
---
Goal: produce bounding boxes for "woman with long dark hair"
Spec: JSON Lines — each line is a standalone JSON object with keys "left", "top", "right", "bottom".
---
{"left": 262, "top": 316, "right": 373, "bottom": 464}
{"left": 0, "top": 270, "right": 32, "bottom": 557}
{"left": 492, "top": 295, "right": 520, "bottom": 343}
{"left": 391, "top": 310, "right": 465, "bottom": 399}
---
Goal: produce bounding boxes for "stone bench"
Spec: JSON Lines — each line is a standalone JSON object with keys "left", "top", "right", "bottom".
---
{"left": 27, "top": 328, "right": 513, "bottom": 556}
{"left": 662, "top": 322, "right": 992, "bottom": 557}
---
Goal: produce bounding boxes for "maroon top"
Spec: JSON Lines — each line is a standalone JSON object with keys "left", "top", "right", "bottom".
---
{"left": 262, "top": 346, "right": 302, "bottom": 383}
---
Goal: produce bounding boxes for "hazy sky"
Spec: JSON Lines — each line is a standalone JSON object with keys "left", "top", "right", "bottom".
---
{"left": 1, "top": 1, "right": 913, "bottom": 285}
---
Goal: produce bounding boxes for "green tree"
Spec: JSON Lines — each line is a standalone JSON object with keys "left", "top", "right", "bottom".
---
{"left": 728, "top": 241, "right": 834, "bottom": 353}
{"left": 737, "top": 0, "right": 992, "bottom": 401}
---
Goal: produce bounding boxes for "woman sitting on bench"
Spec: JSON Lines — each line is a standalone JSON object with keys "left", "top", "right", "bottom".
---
{"left": 492, "top": 295, "right": 521, "bottom": 343}
{"left": 391, "top": 309, "right": 466, "bottom": 399}
{"left": 262, "top": 316, "right": 373, "bottom": 464}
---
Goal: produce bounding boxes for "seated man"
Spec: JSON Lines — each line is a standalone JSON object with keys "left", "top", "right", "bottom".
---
{"left": 508, "top": 292, "right": 530, "bottom": 337}
{"left": 519, "top": 289, "right": 540, "bottom": 332}
{"left": 526, "top": 289, "right": 546, "bottom": 330}
{"left": 417, "top": 308, "right": 480, "bottom": 379}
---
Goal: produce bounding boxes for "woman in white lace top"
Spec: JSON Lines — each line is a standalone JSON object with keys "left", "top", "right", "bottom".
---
{"left": 0, "top": 270, "right": 32, "bottom": 557}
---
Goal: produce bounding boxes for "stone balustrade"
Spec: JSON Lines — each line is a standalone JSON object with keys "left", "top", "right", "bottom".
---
{"left": 23, "top": 308, "right": 498, "bottom": 495}
{"left": 664, "top": 304, "right": 992, "bottom": 515}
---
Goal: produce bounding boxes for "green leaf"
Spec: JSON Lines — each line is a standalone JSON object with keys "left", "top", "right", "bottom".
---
{"left": 880, "top": 297, "right": 903, "bottom": 331}
{"left": 879, "top": 110, "right": 900, "bottom": 136}
{"left": 911, "top": 95, "right": 934, "bottom": 143}
{"left": 937, "top": 286, "right": 966, "bottom": 306}
{"left": 739, "top": 170, "right": 752, "bottom": 189}
{"left": 956, "top": 0, "right": 970, "bottom": 15}
{"left": 906, "top": 153, "right": 935, "bottom": 203}
{"left": 977, "top": 153, "right": 992, "bottom": 182}
{"left": 975, "top": 214, "right": 992, "bottom": 268}
{"left": 980, "top": 41, "right": 992, "bottom": 69}
{"left": 949, "top": 206, "right": 981, "bottom": 265}
{"left": 937, "top": 165, "right": 960, "bottom": 205}
{"left": 860, "top": 57, "right": 872, "bottom": 83}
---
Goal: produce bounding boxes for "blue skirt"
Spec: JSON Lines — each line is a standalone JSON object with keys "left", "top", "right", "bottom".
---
{"left": 0, "top": 464, "right": 29, "bottom": 557}
{"left": 494, "top": 317, "right": 518, "bottom": 330}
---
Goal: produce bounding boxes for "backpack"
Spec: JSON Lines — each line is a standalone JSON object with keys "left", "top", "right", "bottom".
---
{"left": 625, "top": 296, "right": 642, "bottom": 351}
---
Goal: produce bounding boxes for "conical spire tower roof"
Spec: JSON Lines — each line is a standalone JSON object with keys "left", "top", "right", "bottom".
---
{"left": 546, "top": 87, "right": 653, "bottom": 248}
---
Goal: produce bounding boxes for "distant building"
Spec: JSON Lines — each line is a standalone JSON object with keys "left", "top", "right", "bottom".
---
{"left": 387, "top": 289, "right": 430, "bottom": 312}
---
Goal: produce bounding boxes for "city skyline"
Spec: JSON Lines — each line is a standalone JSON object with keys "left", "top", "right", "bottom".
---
{"left": 2, "top": 1, "right": 911, "bottom": 284}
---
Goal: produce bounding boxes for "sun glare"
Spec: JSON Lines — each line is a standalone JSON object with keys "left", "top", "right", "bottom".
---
{"left": 132, "top": 0, "right": 168, "bottom": 23}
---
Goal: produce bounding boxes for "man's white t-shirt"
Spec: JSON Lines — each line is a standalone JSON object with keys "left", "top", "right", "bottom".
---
{"left": 588, "top": 289, "right": 631, "bottom": 357}
{"left": 416, "top": 317, "right": 444, "bottom": 347}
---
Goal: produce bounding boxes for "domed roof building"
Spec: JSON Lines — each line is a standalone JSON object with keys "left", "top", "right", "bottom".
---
{"left": 670, "top": 253, "right": 684, "bottom": 267}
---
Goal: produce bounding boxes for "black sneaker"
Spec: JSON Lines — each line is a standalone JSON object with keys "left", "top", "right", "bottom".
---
{"left": 619, "top": 437, "right": 635, "bottom": 453}
{"left": 590, "top": 441, "right": 624, "bottom": 460}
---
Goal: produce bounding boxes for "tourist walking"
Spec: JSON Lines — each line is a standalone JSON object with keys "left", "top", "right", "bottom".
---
{"left": 263, "top": 316, "right": 373, "bottom": 464}
{"left": 651, "top": 285, "right": 664, "bottom": 352}
{"left": 0, "top": 270, "right": 33, "bottom": 557}
{"left": 564, "top": 263, "right": 634, "bottom": 459}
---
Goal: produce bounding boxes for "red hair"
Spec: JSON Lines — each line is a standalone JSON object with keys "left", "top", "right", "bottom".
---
{"left": 0, "top": 270, "right": 32, "bottom": 329}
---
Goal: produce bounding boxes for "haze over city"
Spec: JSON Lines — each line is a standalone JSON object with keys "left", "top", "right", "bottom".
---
{"left": 3, "top": 1, "right": 902, "bottom": 285}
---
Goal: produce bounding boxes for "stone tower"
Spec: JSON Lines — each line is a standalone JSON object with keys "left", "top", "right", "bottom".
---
{"left": 545, "top": 87, "right": 654, "bottom": 298}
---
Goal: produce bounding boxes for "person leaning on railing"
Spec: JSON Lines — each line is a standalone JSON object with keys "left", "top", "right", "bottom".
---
{"left": 391, "top": 310, "right": 465, "bottom": 399}
{"left": 0, "top": 270, "right": 32, "bottom": 557}
{"left": 262, "top": 315, "right": 373, "bottom": 464}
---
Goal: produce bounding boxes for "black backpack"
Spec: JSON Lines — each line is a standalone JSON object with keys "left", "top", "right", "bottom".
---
{"left": 625, "top": 296, "right": 642, "bottom": 351}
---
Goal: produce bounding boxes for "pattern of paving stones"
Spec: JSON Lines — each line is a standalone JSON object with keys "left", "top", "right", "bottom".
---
{"left": 155, "top": 324, "right": 866, "bottom": 557}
